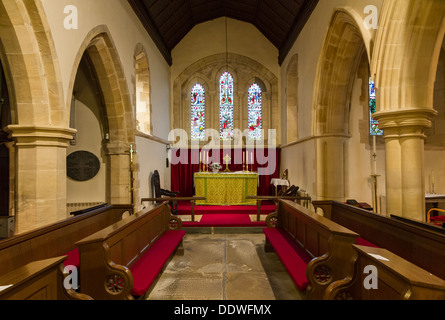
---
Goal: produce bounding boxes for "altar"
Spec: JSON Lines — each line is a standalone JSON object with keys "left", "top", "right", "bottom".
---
{"left": 194, "top": 172, "right": 258, "bottom": 205}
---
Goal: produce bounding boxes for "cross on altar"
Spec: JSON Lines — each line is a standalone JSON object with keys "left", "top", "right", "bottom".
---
{"left": 223, "top": 154, "right": 231, "bottom": 172}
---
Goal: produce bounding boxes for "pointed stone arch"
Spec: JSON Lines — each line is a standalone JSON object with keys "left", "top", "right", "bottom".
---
{"left": 0, "top": 0, "right": 76, "bottom": 233}
{"left": 67, "top": 26, "right": 136, "bottom": 205}
{"left": 312, "top": 8, "right": 370, "bottom": 201}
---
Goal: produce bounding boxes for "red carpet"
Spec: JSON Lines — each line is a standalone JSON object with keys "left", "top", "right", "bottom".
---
{"left": 183, "top": 214, "right": 266, "bottom": 227}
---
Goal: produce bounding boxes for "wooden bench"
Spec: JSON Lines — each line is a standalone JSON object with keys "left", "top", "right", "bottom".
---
{"left": 0, "top": 204, "right": 131, "bottom": 300}
{"left": 0, "top": 257, "right": 92, "bottom": 300}
{"left": 313, "top": 200, "right": 445, "bottom": 299}
{"left": 325, "top": 245, "right": 445, "bottom": 300}
{"left": 313, "top": 201, "right": 445, "bottom": 280}
{"left": 264, "top": 200, "right": 359, "bottom": 300}
{"left": 76, "top": 202, "right": 185, "bottom": 300}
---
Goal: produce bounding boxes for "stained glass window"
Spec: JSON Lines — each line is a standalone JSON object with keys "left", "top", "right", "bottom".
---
{"left": 219, "top": 72, "right": 234, "bottom": 140}
{"left": 191, "top": 83, "right": 206, "bottom": 140}
{"left": 369, "top": 78, "right": 383, "bottom": 136}
{"left": 248, "top": 83, "right": 263, "bottom": 140}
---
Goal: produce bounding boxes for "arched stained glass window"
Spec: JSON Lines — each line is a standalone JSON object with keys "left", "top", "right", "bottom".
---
{"left": 191, "top": 83, "right": 206, "bottom": 140}
{"left": 369, "top": 78, "right": 383, "bottom": 136}
{"left": 219, "top": 72, "right": 234, "bottom": 140}
{"left": 248, "top": 83, "right": 263, "bottom": 140}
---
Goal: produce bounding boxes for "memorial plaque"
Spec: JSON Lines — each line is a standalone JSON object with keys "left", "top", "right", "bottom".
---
{"left": 67, "top": 151, "right": 100, "bottom": 182}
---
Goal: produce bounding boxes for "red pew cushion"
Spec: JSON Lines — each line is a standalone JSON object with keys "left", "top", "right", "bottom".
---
{"left": 130, "top": 230, "right": 186, "bottom": 297}
{"left": 263, "top": 228, "right": 310, "bottom": 291}
{"left": 64, "top": 248, "right": 80, "bottom": 269}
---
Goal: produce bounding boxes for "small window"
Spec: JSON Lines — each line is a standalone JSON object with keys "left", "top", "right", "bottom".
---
{"left": 369, "top": 78, "right": 383, "bottom": 136}
{"left": 219, "top": 72, "right": 234, "bottom": 140}
{"left": 248, "top": 83, "right": 263, "bottom": 140}
{"left": 191, "top": 83, "right": 206, "bottom": 140}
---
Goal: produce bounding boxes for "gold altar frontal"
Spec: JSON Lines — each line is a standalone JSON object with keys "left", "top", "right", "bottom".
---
{"left": 194, "top": 172, "right": 258, "bottom": 205}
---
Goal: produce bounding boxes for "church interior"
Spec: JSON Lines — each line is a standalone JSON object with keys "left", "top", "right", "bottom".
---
{"left": 1, "top": 0, "right": 445, "bottom": 301}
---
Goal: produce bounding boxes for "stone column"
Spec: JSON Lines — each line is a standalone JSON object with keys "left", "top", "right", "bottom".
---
{"left": 105, "top": 142, "right": 132, "bottom": 205}
{"left": 316, "top": 134, "right": 350, "bottom": 202}
{"left": 6, "top": 125, "right": 76, "bottom": 234}
{"left": 376, "top": 109, "right": 436, "bottom": 221}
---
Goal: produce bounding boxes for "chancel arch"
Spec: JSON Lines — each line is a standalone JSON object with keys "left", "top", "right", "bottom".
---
{"left": 67, "top": 26, "right": 137, "bottom": 207}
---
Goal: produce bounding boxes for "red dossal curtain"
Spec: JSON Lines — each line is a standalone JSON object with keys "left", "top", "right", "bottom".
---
{"left": 170, "top": 148, "right": 281, "bottom": 197}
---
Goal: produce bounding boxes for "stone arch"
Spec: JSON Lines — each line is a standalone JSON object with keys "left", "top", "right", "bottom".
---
{"left": 66, "top": 26, "right": 136, "bottom": 205}
{"left": 0, "top": 0, "right": 75, "bottom": 233}
{"left": 312, "top": 8, "right": 370, "bottom": 201}
{"left": 67, "top": 26, "right": 134, "bottom": 148}
{"left": 0, "top": 0, "right": 66, "bottom": 127}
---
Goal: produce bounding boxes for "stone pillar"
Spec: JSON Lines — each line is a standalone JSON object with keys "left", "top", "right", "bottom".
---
{"left": 376, "top": 110, "right": 436, "bottom": 221}
{"left": 316, "top": 135, "right": 350, "bottom": 202}
{"left": 105, "top": 142, "right": 132, "bottom": 205}
{"left": 6, "top": 125, "right": 76, "bottom": 234}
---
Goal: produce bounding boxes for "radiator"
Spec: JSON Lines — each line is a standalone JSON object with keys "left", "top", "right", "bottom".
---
{"left": 66, "top": 202, "right": 106, "bottom": 215}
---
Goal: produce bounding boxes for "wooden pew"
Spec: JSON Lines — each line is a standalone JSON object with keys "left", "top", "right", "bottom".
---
{"left": 263, "top": 200, "right": 359, "bottom": 300}
{"left": 0, "top": 257, "right": 92, "bottom": 300}
{"left": 0, "top": 204, "right": 131, "bottom": 300}
{"left": 313, "top": 201, "right": 445, "bottom": 280}
{"left": 0, "top": 204, "right": 132, "bottom": 277}
{"left": 325, "top": 245, "right": 445, "bottom": 300}
{"left": 313, "top": 200, "right": 445, "bottom": 299}
{"left": 76, "top": 202, "right": 185, "bottom": 300}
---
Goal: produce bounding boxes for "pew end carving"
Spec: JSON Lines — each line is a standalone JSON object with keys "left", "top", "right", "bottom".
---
{"left": 76, "top": 202, "right": 185, "bottom": 300}
{"left": 325, "top": 245, "right": 445, "bottom": 300}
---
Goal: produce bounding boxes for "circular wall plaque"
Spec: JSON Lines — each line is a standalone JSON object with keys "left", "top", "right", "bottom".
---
{"left": 67, "top": 151, "right": 101, "bottom": 182}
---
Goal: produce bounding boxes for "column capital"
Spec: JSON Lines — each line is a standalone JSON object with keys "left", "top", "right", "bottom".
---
{"left": 5, "top": 125, "right": 76, "bottom": 147}
{"left": 373, "top": 109, "right": 437, "bottom": 132}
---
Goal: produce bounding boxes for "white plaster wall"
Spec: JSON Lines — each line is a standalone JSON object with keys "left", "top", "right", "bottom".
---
{"left": 66, "top": 99, "right": 106, "bottom": 203}
{"left": 171, "top": 17, "right": 280, "bottom": 82}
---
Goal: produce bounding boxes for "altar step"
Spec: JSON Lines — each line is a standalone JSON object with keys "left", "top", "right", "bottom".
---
{"left": 182, "top": 214, "right": 267, "bottom": 228}
{"left": 177, "top": 200, "right": 276, "bottom": 216}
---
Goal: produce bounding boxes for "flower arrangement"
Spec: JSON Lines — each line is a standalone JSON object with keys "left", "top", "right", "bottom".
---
{"left": 209, "top": 162, "right": 222, "bottom": 172}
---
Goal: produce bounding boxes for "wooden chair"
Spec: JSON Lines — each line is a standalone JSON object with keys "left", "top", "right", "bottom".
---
{"left": 151, "top": 170, "right": 180, "bottom": 214}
